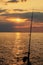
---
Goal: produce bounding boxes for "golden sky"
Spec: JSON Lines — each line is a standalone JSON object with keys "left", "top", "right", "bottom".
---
{"left": 0, "top": 0, "right": 43, "bottom": 14}
{"left": 0, "top": 0, "right": 43, "bottom": 32}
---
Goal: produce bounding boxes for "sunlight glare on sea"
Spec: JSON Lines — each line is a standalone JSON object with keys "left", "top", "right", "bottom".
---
{"left": 0, "top": 32, "right": 43, "bottom": 65}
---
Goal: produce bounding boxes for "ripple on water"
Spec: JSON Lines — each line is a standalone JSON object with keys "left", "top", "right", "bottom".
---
{"left": 0, "top": 33, "right": 43, "bottom": 65}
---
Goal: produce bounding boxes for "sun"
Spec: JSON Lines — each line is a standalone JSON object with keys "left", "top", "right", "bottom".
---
{"left": 16, "top": 18, "right": 21, "bottom": 22}
{"left": 6, "top": 17, "right": 27, "bottom": 23}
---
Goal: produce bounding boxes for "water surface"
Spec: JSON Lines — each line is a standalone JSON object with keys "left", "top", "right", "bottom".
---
{"left": 0, "top": 32, "right": 43, "bottom": 65}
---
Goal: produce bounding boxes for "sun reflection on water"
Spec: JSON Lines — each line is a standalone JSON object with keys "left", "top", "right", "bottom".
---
{"left": 16, "top": 32, "right": 20, "bottom": 39}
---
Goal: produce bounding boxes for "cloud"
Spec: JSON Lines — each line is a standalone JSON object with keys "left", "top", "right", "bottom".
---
{"left": 13, "top": 9, "right": 27, "bottom": 12}
{"left": 0, "top": 12, "right": 43, "bottom": 32}
{"left": 0, "top": 9, "right": 6, "bottom": 13}
{"left": 0, "top": 11, "right": 43, "bottom": 22}
{"left": 8, "top": 0, "right": 27, "bottom": 3}
{"left": 0, "top": 9, "right": 7, "bottom": 15}
{"left": 21, "top": 0, "right": 27, "bottom": 2}
{"left": 0, "top": 21, "right": 29, "bottom": 32}
{"left": 0, "top": 22, "right": 14, "bottom": 32}
{"left": 8, "top": 0, "right": 19, "bottom": 3}
{"left": 0, "top": 8, "right": 28, "bottom": 14}
{"left": 0, "top": 21, "right": 43, "bottom": 32}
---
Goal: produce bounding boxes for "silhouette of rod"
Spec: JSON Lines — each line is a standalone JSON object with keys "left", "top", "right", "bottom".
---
{"left": 28, "top": 11, "right": 33, "bottom": 65}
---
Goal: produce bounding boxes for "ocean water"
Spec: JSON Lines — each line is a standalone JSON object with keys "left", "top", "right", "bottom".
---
{"left": 0, "top": 32, "right": 43, "bottom": 65}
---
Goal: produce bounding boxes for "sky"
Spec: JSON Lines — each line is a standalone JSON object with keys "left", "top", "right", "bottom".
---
{"left": 0, "top": 0, "right": 43, "bottom": 14}
{"left": 0, "top": 0, "right": 43, "bottom": 32}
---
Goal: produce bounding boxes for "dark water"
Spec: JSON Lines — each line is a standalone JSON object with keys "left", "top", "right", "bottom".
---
{"left": 0, "top": 32, "right": 43, "bottom": 65}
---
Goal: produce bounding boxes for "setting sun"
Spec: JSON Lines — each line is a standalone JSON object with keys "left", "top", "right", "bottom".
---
{"left": 6, "top": 17, "right": 27, "bottom": 23}
{"left": 15, "top": 18, "right": 22, "bottom": 22}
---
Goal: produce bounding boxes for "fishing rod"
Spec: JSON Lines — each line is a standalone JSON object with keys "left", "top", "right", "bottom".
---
{"left": 28, "top": 11, "right": 33, "bottom": 65}
{"left": 22, "top": 11, "right": 33, "bottom": 65}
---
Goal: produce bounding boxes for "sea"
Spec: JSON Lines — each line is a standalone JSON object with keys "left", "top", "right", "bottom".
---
{"left": 0, "top": 32, "right": 43, "bottom": 65}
